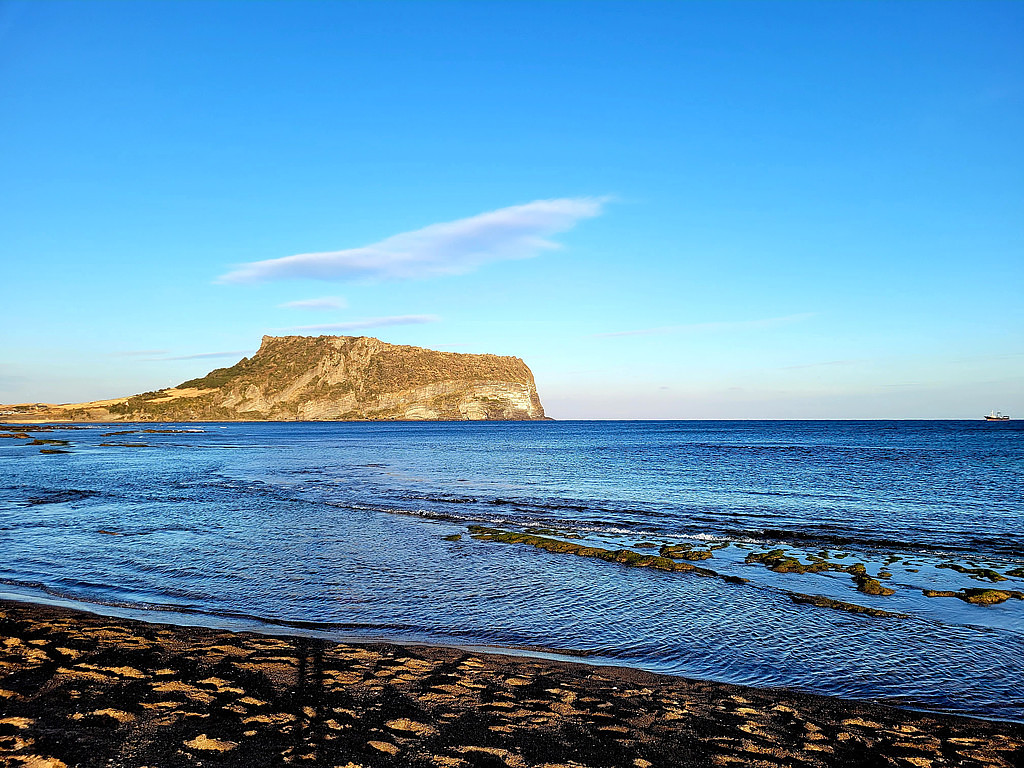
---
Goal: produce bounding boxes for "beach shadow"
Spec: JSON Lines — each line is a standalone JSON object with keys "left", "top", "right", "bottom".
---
{"left": 292, "top": 636, "right": 327, "bottom": 765}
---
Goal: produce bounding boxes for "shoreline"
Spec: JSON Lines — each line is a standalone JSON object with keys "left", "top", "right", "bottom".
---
{"left": 1, "top": 598, "right": 1021, "bottom": 767}
{"left": 5, "top": 584, "right": 1018, "bottom": 724}
{"left": 0, "top": 585, "right": 607, "bottom": 666}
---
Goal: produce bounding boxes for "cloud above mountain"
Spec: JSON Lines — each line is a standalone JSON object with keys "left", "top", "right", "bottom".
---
{"left": 219, "top": 197, "right": 607, "bottom": 284}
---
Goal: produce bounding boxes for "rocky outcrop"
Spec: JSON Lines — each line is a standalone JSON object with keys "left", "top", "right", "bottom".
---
{"left": 3, "top": 336, "right": 546, "bottom": 422}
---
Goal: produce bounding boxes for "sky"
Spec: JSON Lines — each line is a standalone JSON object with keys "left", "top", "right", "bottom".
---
{"left": 1, "top": 0, "right": 1022, "bottom": 419}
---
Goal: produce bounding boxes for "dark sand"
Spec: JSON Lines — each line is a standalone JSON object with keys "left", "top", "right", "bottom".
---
{"left": 0, "top": 599, "right": 1020, "bottom": 767}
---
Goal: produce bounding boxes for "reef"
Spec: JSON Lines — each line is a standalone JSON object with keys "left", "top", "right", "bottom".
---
{"left": 659, "top": 544, "right": 715, "bottom": 560}
{"left": 465, "top": 526, "right": 748, "bottom": 584}
{"left": 923, "top": 588, "right": 1024, "bottom": 606}
{"left": 743, "top": 550, "right": 899, "bottom": 596}
{"left": 851, "top": 574, "right": 896, "bottom": 597}
{"left": 787, "top": 593, "right": 908, "bottom": 618}
{"left": 745, "top": 549, "right": 830, "bottom": 574}
{"left": 938, "top": 563, "right": 1008, "bottom": 583}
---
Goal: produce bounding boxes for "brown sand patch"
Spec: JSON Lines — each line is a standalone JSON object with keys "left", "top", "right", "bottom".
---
{"left": 150, "top": 681, "right": 215, "bottom": 704}
{"left": 13, "top": 757, "right": 68, "bottom": 768}
{"left": 55, "top": 667, "right": 111, "bottom": 682}
{"left": 90, "top": 665, "right": 147, "bottom": 678}
{"left": 89, "top": 709, "right": 135, "bottom": 723}
{"left": 367, "top": 740, "right": 399, "bottom": 755}
{"left": 241, "top": 712, "right": 294, "bottom": 725}
{"left": 385, "top": 717, "right": 438, "bottom": 737}
{"left": 196, "top": 676, "right": 244, "bottom": 693}
{"left": 455, "top": 745, "right": 527, "bottom": 767}
{"left": 183, "top": 733, "right": 237, "bottom": 751}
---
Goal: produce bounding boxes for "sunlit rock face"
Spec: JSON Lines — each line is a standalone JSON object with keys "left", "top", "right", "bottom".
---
{"left": 8, "top": 335, "right": 546, "bottom": 422}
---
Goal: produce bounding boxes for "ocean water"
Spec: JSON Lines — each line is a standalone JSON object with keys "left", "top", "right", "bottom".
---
{"left": 1, "top": 420, "right": 1022, "bottom": 722}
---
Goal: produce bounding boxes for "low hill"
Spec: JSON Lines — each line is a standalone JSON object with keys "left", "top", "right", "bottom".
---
{"left": 1, "top": 335, "right": 546, "bottom": 422}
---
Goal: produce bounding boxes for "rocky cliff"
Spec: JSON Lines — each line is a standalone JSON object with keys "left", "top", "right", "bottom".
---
{"left": 3, "top": 336, "right": 546, "bottom": 422}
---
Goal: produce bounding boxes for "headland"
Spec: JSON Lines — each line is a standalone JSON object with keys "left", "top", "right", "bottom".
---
{"left": 0, "top": 335, "right": 546, "bottom": 423}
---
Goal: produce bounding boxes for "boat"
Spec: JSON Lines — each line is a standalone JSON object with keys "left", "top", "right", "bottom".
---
{"left": 984, "top": 411, "right": 1010, "bottom": 421}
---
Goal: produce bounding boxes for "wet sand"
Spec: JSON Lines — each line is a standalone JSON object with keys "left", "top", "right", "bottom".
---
{"left": 0, "top": 599, "right": 1020, "bottom": 767}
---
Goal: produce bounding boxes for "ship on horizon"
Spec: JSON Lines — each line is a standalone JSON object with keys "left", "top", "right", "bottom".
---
{"left": 984, "top": 410, "right": 1010, "bottom": 421}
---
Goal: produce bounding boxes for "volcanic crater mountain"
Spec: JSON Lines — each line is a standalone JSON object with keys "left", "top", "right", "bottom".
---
{"left": 4, "top": 336, "right": 547, "bottom": 422}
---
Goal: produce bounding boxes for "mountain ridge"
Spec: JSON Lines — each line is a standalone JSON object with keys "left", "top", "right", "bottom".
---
{"left": 1, "top": 335, "right": 547, "bottom": 422}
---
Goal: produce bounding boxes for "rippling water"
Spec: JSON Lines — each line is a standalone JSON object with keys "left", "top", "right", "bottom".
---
{"left": 1, "top": 420, "right": 1022, "bottom": 721}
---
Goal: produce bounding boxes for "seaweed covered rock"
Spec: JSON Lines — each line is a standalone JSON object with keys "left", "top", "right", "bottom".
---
{"left": 660, "top": 544, "right": 714, "bottom": 560}
{"left": 938, "top": 563, "right": 1007, "bottom": 583}
{"left": 788, "top": 593, "right": 907, "bottom": 618}
{"left": 959, "top": 589, "right": 1023, "bottom": 606}
{"left": 745, "top": 549, "right": 829, "bottom": 574}
{"left": 466, "top": 526, "right": 737, "bottom": 582}
{"left": 922, "top": 588, "right": 1024, "bottom": 606}
{"left": 852, "top": 574, "right": 896, "bottom": 597}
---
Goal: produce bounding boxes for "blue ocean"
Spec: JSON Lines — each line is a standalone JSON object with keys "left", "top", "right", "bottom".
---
{"left": 1, "top": 420, "right": 1021, "bottom": 721}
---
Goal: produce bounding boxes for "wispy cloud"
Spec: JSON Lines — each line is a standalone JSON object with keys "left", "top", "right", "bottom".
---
{"left": 218, "top": 197, "right": 608, "bottom": 284}
{"left": 278, "top": 296, "right": 348, "bottom": 310}
{"left": 112, "top": 349, "right": 171, "bottom": 357}
{"left": 143, "top": 350, "right": 253, "bottom": 362}
{"left": 283, "top": 315, "right": 440, "bottom": 333}
{"left": 594, "top": 313, "right": 815, "bottom": 338}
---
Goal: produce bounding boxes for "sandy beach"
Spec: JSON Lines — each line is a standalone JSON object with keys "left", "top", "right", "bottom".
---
{"left": 0, "top": 599, "right": 1020, "bottom": 768}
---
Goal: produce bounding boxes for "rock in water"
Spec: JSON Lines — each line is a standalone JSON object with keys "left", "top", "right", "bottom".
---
{"left": 5, "top": 336, "right": 547, "bottom": 422}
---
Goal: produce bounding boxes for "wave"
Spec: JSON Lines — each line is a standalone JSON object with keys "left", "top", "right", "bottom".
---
{"left": 25, "top": 489, "right": 104, "bottom": 506}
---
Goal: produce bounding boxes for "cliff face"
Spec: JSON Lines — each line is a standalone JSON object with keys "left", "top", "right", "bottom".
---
{"left": 3, "top": 336, "right": 546, "bottom": 422}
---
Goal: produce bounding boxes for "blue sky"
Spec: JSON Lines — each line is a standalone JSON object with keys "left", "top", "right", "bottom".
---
{"left": 1, "top": 0, "right": 1021, "bottom": 418}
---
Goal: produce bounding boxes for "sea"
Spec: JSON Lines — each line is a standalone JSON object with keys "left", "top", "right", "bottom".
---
{"left": 1, "top": 420, "right": 1022, "bottom": 722}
